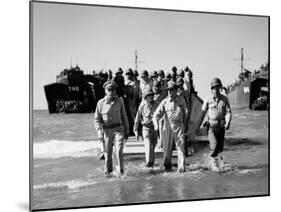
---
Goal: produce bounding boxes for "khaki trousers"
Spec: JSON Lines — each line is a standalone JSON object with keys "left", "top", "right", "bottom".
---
{"left": 142, "top": 126, "right": 158, "bottom": 166}
{"left": 103, "top": 126, "right": 125, "bottom": 174}
{"left": 162, "top": 122, "right": 185, "bottom": 171}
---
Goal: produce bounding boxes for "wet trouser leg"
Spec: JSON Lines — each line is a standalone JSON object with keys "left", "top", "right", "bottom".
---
{"left": 158, "top": 117, "right": 164, "bottom": 147}
{"left": 208, "top": 126, "right": 225, "bottom": 157}
{"left": 113, "top": 126, "right": 125, "bottom": 174}
{"left": 163, "top": 125, "right": 174, "bottom": 170}
{"left": 173, "top": 124, "right": 185, "bottom": 172}
{"left": 103, "top": 126, "right": 125, "bottom": 174}
{"left": 103, "top": 129, "right": 114, "bottom": 173}
{"left": 143, "top": 126, "right": 157, "bottom": 166}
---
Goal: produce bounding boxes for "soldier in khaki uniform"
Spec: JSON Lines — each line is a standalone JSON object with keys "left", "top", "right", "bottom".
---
{"left": 134, "top": 89, "right": 158, "bottom": 167}
{"left": 124, "top": 68, "right": 138, "bottom": 135}
{"left": 197, "top": 78, "right": 232, "bottom": 171}
{"left": 153, "top": 81, "right": 188, "bottom": 172}
{"left": 94, "top": 81, "right": 129, "bottom": 176}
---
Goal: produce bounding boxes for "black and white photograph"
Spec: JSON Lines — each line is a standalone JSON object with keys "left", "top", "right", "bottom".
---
{"left": 30, "top": 1, "right": 269, "bottom": 211}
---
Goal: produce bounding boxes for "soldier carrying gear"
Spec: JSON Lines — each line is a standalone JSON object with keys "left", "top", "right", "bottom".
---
{"left": 196, "top": 77, "right": 232, "bottom": 172}
{"left": 134, "top": 89, "right": 158, "bottom": 167}
{"left": 94, "top": 80, "right": 129, "bottom": 177}
{"left": 153, "top": 81, "right": 188, "bottom": 172}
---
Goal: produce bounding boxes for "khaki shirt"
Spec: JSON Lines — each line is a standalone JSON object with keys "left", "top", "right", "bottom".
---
{"left": 139, "top": 78, "right": 153, "bottom": 99}
{"left": 94, "top": 96, "right": 129, "bottom": 135}
{"left": 202, "top": 94, "right": 232, "bottom": 124}
{"left": 153, "top": 96, "right": 187, "bottom": 129}
{"left": 134, "top": 100, "right": 158, "bottom": 131}
{"left": 154, "top": 91, "right": 167, "bottom": 106}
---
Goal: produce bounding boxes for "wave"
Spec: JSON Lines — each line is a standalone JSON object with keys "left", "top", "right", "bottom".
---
{"left": 33, "top": 179, "right": 97, "bottom": 191}
{"left": 33, "top": 139, "right": 100, "bottom": 159}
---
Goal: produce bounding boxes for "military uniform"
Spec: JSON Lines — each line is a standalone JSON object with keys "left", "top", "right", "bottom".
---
{"left": 134, "top": 91, "right": 158, "bottom": 167}
{"left": 153, "top": 90, "right": 188, "bottom": 172}
{"left": 124, "top": 69, "right": 139, "bottom": 135}
{"left": 202, "top": 94, "right": 231, "bottom": 157}
{"left": 139, "top": 70, "right": 153, "bottom": 100}
{"left": 94, "top": 81, "right": 129, "bottom": 175}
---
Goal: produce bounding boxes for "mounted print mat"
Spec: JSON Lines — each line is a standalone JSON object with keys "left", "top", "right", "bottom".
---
{"left": 30, "top": 1, "right": 269, "bottom": 211}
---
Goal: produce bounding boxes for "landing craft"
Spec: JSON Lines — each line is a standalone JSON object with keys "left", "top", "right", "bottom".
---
{"left": 226, "top": 48, "right": 269, "bottom": 110}
{"left": 44, "top": 65, "right": 107, "bottom": 113}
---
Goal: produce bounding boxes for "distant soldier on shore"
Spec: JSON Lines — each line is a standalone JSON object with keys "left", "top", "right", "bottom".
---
{"left": 134, "top": 89, "right": 158, "bottom": 167}
{"left": 94, "top": 81, "right": 129, "bottom": 177}
{"left": 139, "top": 70, "right": 153, "bottom": 100}
{"left": 124, "top": 68, "right": 138, "bottom": 135}
{"left": 113, "top": 67, "right": 125, "bottom": 97}
{"left": 196, "top": 78, "right": 232, "bottom": 171}
{"left": 153, "top": 81, "right": 188, "bottom": 172}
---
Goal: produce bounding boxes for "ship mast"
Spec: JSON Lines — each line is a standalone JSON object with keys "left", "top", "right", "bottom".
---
{"left": 134, "top": 50, "right": 144, "bottom": 71}
{"left": 240, "top": 48, "right": 244, "bottom": 74}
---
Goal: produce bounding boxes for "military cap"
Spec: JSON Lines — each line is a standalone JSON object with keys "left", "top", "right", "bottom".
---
{"left": 125, "top": 68, "right": 133, "bottom": 75}
{"left": 116, "top": 67, "right": 123, "bottom": 74}
{"left": 140, "top": 70, "right": 149, "bottom": 77}
{"left": 211, "top": 78, "right": 222, "bottom": 89}
{"left": 153, "top": 81, "right": 162, "bottom": 90}
{"left": 176, "top": 77, "right": 184, "bottom": 86}
{"left": 167, "top": 81, "right": 177, "bottom": 90}
{"left": 144, "top": 89, "right": 154, "bottom": 98}
{"left": 157, "top": 70, "right": 165, "bottom": 77}
{"left": 103, "top": 80, "right": 118, "bottom": 90}
{"left": 172, "top": 66, "right": 177, "bottom": 72}
{"left": 178, "top": 69, "right": 185, "bottom": 77}
{"left": 184, "top": 66, "right": 190, "bottom": 72}
{"left": 166, "top": 73, "right": 172, "bottom": 80}
{"left": 151, "top": 71, "right": 158, "bottom": 77}
{"left": 133, "top": 70, "right": 139, "bottom": 76}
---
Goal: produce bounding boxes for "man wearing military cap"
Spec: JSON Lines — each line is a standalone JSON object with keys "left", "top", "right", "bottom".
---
{"left": 124, "top": 68, "right": 138, "bottom": 135}
{"left": 94, "top": 80, "right": 129, "bottom": 176}
{"left": 153, "top": 80, "right": 167, "bottom": 149}
{"left": 153, "top": 81, "right": 188, "bottom": 172}
{"left": 151, "top": 71, "right": 158, "bottom": 82}
{"left": 139, "top": 70, "right": 153, "bottom": 100}
{"left": 196, "top": 77, "right": 232, "bottom": 171}
{"left": 134, "top": 88, "right": 158, "bottom": 167}
{"left": 113, "top": 67, "right": 125, "bottom": 97}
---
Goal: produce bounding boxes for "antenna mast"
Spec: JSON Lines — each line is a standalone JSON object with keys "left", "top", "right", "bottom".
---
{"left": 241, "top": 48, "right": 244, "bottom": 74}
{"left": 135, "top": 50, "right": 138, "bottom": 71}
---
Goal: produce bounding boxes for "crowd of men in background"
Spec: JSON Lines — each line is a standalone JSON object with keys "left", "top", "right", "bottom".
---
{"left": 94, "top": 66, "right": 232, "bottom": 176}
{"left": 107, "top": 66, "right": 195, "bottom": 136}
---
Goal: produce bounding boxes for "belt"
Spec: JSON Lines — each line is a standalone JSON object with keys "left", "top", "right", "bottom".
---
{"left": 142, "top": 122, "right": 154, "bottom": 128}
{"left": 209, "top": 119, "right": 225, "bottom": 127}
{"left": 103, "top": 123, "right": 122, "bottom": 129}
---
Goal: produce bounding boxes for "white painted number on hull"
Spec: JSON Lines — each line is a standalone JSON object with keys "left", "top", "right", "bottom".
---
{"left": 244, "top": 86, "right": 249, "bottom": 93}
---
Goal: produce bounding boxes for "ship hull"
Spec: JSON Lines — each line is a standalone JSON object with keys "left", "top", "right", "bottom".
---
{"left": 227, "top": 74, "right": 268, "bottom": 110}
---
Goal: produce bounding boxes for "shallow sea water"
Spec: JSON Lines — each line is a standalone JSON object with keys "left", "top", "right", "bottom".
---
{"left": 32, "top": 109, "right": 269, "bottom": 210}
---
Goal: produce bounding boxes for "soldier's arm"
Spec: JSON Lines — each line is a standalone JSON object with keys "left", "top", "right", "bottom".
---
{"left": 152, "top": 100, "right": 165, "bottom": 130}
{"left": 181, "top": 98, "right": 188, "bottom": 132}
{"left": 120, "top": 98, "right": 130, "bottom": 136}
{"left": 196, "top": 98, "right": 208, "bottom": 132}
{"left": 94, "top": 101, "right": 103, "bottom": 138}
{"left": 225, "top": 97, "right": 232, "bottom": 130}
{"left": 134, "top": 104, "right": 142, "bottom": 132}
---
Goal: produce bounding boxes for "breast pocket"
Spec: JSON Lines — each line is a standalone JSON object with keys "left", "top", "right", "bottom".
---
{"left": 101, "top": 107, "right": 111, "bottom": 122}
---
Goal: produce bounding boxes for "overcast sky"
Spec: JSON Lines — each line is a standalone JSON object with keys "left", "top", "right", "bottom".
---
{"left": 32, "top": 2, "right": 268, "bottom": 110}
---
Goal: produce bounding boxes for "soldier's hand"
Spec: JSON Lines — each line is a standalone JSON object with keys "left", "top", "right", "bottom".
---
{"left": 195, "top": 127, "right": 200, "bottom": 135}
{"left": 134, "top": 130, "right": 139, "bottom": 141}
{"left": 225, "top": 123, "right": 230, "bottom": 131}
{"left": 98, "top": 132, "right": 104, "bottom": 142}
{"left": 124, "top": 133, "right": 129, "bottom": 141}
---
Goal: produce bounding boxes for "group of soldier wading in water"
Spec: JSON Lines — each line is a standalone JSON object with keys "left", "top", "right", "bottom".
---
{"left": 94, "top": 66, "right": 232, "bottom": 177}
